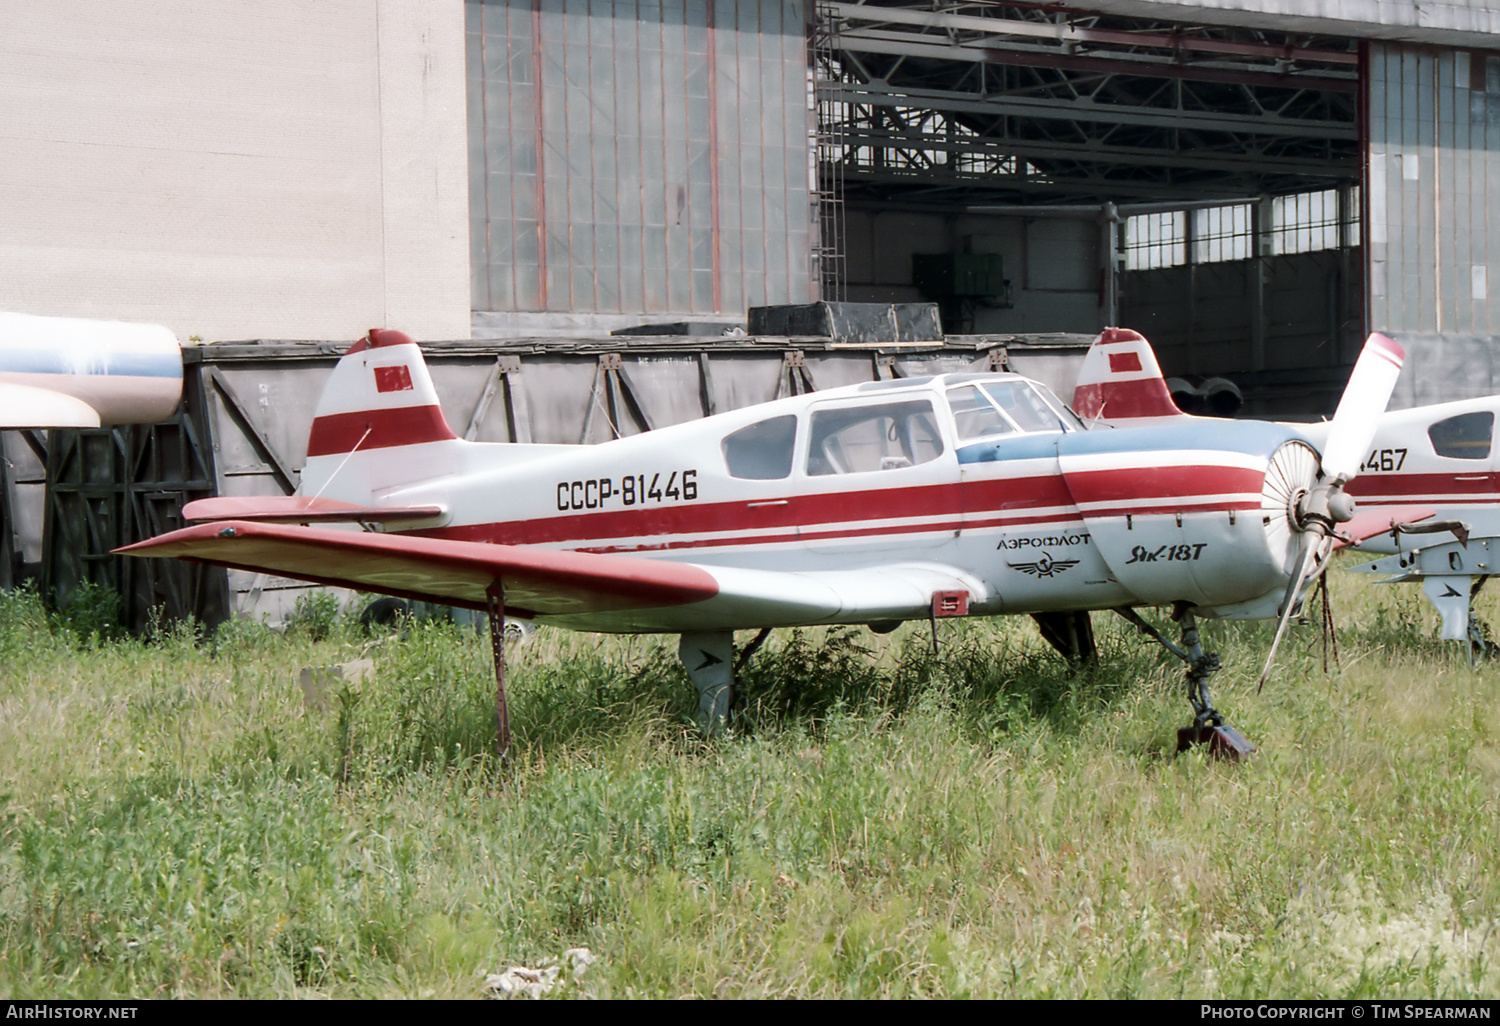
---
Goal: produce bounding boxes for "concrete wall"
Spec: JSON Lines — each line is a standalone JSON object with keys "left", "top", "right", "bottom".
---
{"left": 466, "top": 0, "right": 813, "bottom": 326}
{"left": 842, "top": 208, "right": 1104, "bottom": 335}
{"left": 0, "top": 1, "right": 471, "bottom": 342}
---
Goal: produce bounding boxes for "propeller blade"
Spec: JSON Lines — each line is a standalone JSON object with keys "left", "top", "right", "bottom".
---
{"left": 1257, "top": 533, "right": 1334, "bottom": 691}
{"left": 1319, "top": 333, "right": 1405, "bottom": 484}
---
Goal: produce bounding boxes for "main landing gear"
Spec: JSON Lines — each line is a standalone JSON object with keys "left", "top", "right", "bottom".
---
{"left": 677, "top": 628, "right": 772, "bottom": 733}
{"left": 1116, "top": 604, "right": 1256, "bottom": 762}
{"left": 1031, "top": 611, "right": 1098, "bottom": 668}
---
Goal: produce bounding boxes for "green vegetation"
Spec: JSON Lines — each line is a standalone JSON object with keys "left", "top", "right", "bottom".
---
{"left": 1, "top": 567, "right": 1498, "bottom": 998}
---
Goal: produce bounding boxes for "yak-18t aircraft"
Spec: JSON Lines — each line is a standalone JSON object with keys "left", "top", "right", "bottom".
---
{"left": 121, "top": 326, "right": 1418, "bottom": 760}
{"left": 1071, "top": 336, "right": 1496, "bottom": 661}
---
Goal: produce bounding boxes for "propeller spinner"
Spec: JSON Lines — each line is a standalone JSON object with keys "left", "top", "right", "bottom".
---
{"left": 1257, "top": 333, "right": 1406, "bottom": 689}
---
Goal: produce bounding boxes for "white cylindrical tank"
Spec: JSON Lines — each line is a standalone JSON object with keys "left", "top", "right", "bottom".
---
{"left": 0, "top": 312, "right": 182, "bottom": 427}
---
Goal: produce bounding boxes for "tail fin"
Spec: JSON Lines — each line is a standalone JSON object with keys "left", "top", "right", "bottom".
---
{"left": 306, "top": 329, "right": 458, "bottom": 458}
{"left": 300, "top": 329, "right": 463, "bottom": 502}
{"left": 1071, "top": 327, "right": 1187, "bottom": 423}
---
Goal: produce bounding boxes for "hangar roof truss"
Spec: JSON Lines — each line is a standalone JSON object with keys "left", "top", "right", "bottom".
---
{"left": 815, "top": 0, "right": 1361, "bottom": 206}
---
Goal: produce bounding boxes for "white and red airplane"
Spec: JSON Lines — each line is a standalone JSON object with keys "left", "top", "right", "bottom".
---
{"left": 1316, "top": 401, "right": 1500, "bottom": 655}
{"left": 119, "top": 326, "right": 1415, "bottom": 759}
{"left": 1072, "top": 330, "right": 1499, "bottom": 659}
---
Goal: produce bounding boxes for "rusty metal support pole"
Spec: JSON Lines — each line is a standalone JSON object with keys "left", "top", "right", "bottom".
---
{"left": 487, "top": 580, "right": 510, "bottom": 763}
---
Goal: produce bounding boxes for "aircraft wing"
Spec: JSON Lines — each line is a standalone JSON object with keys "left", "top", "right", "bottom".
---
{"left": 117, "top": 521, "right": 987, "bottom": 633}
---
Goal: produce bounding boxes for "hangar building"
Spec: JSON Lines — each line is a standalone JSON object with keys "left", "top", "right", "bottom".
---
{"left": 7, "top": 0, "right": 1500, "bottom": 621}
{"left": 4, "top": 0, "right": 1500, "bottom": 409}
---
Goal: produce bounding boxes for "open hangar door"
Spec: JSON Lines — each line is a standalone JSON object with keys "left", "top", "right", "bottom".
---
{"left": 814, "top": 1, "right": 1361, "bottom": 417}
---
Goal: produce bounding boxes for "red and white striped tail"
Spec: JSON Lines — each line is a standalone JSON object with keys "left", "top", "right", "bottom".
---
{"left": 299, "top": 329, "right": 463, "bottom": 506}
{"left": 306, "top": 329, "right": 458, "bottom": 458}
{"left": 1070, "top": 327, "right": 1186, "bottom": 423}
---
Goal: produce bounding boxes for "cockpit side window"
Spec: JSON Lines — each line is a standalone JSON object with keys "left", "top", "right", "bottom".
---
{"left": 807, "top": 399, "right": 944, "bottom": 476}
{"left": 1428, "top": 411, "right": 1494, "bottom": 460}
{"left": 722, "top": 414, "right": 797, "bottom": 479}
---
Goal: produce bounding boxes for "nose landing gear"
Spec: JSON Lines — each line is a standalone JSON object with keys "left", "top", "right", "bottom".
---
{"left": 1115, "top": 604, "right": 1257, "bottom": 762}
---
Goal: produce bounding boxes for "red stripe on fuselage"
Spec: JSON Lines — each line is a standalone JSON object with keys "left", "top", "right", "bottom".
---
{"left": 1346, "top": 471, "right": 1500, "bottom": 498}
{"left": 1061, "top": 464, "right": 1264, "bottom": 505}
{"left": 424, "top": 480, "right": 968, "bottom": 547}
{"left": 575, "top": 512, "right": 1093, "bottom": 554}
{"left": 412, "top": 463, "right": 1262, "bottom": 551}
{"left": 307, "top": 405, "right": 457, "bottom": 457}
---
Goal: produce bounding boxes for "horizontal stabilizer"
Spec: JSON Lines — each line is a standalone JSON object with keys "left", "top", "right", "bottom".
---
{"left": 182, "top": 496, "right": 446, "bottom": 525}
{"left": 1331, "top": 506, "right": 1436, "bottom": 551}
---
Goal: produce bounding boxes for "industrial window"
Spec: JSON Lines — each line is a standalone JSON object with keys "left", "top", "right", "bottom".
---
{"left": 1125, "top": 189, "right": 1359, "bottom": 270}
{"left": 1272, "top": 188, "right": 1353, "bottom": 254}
{"left": 807, "top": 400, "right": 944, "bottom": 476}
{"left": 1123, "top": 211, "right": 1185, "bottom": 270}
{"left": 1428, "top": 412, "right": 1493, "bottom": 460}
{"left": 722, "top": 415, "right": 797, "bottom": 480}
{"left": 1192, "top": 204, "right": 1252, "bottom": 263}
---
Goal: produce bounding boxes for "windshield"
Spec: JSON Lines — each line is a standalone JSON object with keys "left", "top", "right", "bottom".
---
{"left": 1030, "top": 382, "right": 1087, "bottom": 432}
{"left": 945, "top": 379, "right": 1077, "bottom": 443}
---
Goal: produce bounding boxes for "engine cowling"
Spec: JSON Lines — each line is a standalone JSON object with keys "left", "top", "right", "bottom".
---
{"left": 1057, "top": 421, "right": 1321, "bottom": 619}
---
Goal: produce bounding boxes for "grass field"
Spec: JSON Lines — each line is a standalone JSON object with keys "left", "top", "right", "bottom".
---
{"left": 1, "top": 564, "right": 1498, "bottom": 998}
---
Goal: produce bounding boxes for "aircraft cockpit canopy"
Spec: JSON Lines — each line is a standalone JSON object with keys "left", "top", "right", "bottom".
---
{"left": 720, "top": 375, "right": 1084, "bottom": 480}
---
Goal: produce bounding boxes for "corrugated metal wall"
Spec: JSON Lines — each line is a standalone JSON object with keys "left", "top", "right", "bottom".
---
{"left": 466, "top": 0, "right": 814, "bottom": 318}
{"left": 1369, "top": 43, "right": 1500, "bottom": 406}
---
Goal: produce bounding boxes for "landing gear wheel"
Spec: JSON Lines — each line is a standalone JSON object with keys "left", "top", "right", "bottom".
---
{"left": 359, "top": 597, "right": 410, "bottom": 633}
{"left": 1115, "top": 605, "right": 1256, "bottom": 762}
{"left": 1031, "top": 611, "right": 1098, "bottom": 668}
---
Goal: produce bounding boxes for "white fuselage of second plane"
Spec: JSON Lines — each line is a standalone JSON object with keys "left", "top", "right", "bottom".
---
{"left": 1294, "top": 396, "right": 1500, "bottom": 553}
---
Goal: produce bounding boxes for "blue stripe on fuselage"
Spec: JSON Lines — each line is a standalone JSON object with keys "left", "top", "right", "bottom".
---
{"left": 1059, "top": 419, "right": 1297, "bottom": 460}
{"left": 957, "top": 434, "right": 1059, "bottom": 464}
{"left": 958, "top": 419, "right": 1301, "bottom": 466}
{"left": 0, "top": 348, "right": 182, "bottom": 379}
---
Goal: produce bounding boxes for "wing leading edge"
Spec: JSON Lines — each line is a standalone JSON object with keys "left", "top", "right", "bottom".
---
{"left": 117, "top": 522, "right": 985, "bottom": 633}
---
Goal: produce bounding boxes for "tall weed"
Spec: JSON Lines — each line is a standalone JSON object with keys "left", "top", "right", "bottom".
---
{"left": 2, "top": 569, "right": 1499, "bottom": 997}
